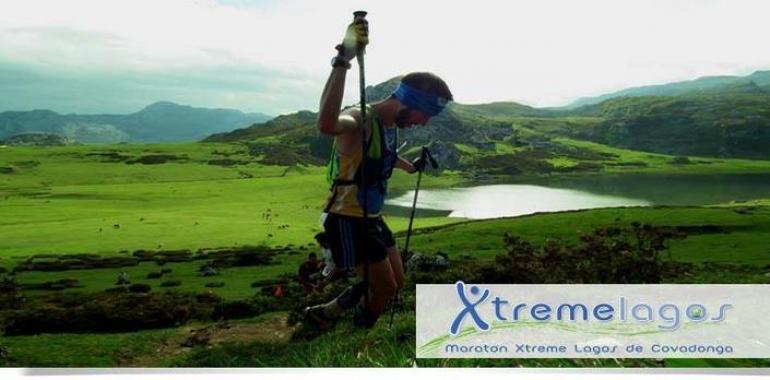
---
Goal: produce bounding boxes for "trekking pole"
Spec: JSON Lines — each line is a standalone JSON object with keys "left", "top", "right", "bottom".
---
{"left": 403, "top": 148, "right": 428, "bottom": 256}
{"left": 388, "top": 146, "right": 438, "bottom": 328}
{"left": 352, "top": 10, "right": 370, "bottom": 313}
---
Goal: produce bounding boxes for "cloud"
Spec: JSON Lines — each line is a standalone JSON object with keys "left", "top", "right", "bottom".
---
{"left": 1, "top": 0, "right": 770, "bottom": 114}
{"left": 0, "top": 60, "right": 317, "bottom": 114}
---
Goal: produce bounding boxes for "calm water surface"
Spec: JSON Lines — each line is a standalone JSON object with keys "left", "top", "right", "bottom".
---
{"left": 386, "top": 173, "right": 770, "bottom": 219}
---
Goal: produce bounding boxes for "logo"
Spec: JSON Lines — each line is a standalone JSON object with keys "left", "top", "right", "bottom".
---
{"left": 450, "top": 281, "right": 491, "bottom": 335}
{"left": 417, "top": 284, "right": 770, "bottom": 358}
{"left": 448, "top": 282, "right": 732, "bottom": 333}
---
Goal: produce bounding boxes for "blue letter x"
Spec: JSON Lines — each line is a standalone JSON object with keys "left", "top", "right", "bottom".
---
{"left": 450, "top": 281, "right": 491, "bottom": 335}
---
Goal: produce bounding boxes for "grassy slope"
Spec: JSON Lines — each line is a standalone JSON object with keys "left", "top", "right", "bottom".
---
{"left": 0, "top": 143, "right": 463, "bottom": 299}
{"left": 407, "top": 206, "right": 770, "bottom": 265}
{"left": 0, "top": 143, "right": 463, "bottom": 259}
{"left": 174, "top": 310, "right": 768, "bottom": 368}
{"left": 0, "top": 327, "right": 178, "bottom": 367}
{"left": 556, "top": 138, "right": 770, "bottom": 174}
{"left": 2, "top": 141, "right": 770, "bottom": 368}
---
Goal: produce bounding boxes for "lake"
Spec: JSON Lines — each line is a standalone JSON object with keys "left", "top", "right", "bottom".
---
{"left": 386, "top": 173, "right": 770, "bottom": 219}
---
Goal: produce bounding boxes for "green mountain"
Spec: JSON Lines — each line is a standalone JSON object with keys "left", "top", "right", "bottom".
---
{"left": 202, "top": 101, "right": 522, "bottom": 170}
{"left": 561, "top": 93, "right": 770, "bottom": 159}
{"left": 0, "top": 101, "right": 272, "bottom": 143}
{"left": 0, "top": 132, "right": 75, "bottom": 146}
{"left": 205, "top": 72, "right": 770, "bottom": 172}
{"left": 566, "top": 70, "right": 770, "bottom": 108}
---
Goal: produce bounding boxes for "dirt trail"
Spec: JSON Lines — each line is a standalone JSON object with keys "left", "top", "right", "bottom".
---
{"left": 120, "top": 312, "right": 296, "bottom": 367}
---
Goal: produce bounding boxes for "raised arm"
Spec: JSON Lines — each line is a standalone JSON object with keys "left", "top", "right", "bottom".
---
{"left": 317, "top": 18, "right": 369, "bottom": 136}
{"left": 317, "top": 66, "right": 358, "bottom": 135}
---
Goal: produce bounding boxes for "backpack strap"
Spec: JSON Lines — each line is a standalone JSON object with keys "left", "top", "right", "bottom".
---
{"left": 323, "top": 105, "right": 380, "bottom": 213}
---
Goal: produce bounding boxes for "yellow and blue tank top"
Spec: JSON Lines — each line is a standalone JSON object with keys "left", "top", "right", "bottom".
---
{"left": 324, "top": 105, "right": 398, "bottom": 218}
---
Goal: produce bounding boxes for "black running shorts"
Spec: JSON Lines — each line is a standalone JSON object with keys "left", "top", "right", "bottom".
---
{"left": 323, "top": 213, "right": 395, "bottom": 269}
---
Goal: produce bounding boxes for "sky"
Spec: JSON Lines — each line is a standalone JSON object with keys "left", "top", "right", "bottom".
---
{"left": 1, "top": 0, "right": 770, "bottom": 115}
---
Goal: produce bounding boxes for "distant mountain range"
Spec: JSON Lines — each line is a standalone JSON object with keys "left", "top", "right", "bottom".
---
{"left": 0, "top": 101, "right": 272, "bottom": 144}
{"left": 4, "top": 70, "right": 769, "bottom": 161}
{"left": 565, "top": 70, "right": 770, "bottom": 108}
{"left": 208, "top": 71, "right": 770, "bottom": 163}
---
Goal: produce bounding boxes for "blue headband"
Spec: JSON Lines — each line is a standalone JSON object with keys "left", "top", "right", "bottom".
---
{"left": 393, "top": 83, "right": 447, "bottom": 117}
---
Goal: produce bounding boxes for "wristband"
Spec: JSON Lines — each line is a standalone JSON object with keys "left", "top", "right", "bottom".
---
{"left": 331, "top": 55, "right": 351, "bottom": 69}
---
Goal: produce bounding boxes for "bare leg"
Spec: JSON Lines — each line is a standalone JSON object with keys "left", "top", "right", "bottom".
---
{"left": 355, "top": 258, "right": 398, "bottom": 314}
{"left": 386, "top": 245, "right": 405, "bottom": 290}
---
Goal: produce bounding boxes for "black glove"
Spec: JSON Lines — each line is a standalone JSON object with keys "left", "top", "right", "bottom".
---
{"left": 411, "top": 157, "right": 426, "bottom": 173}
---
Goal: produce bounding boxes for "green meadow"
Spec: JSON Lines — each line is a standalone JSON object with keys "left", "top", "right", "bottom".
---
{"left": 0, "top": 143, "right": 461, "bottom": 259}
{"left": 1, "top": 140, "right": 769, "bottom": 367}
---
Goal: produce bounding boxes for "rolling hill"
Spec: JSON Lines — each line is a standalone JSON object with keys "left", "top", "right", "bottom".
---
{"left": 566, "top": 70, "right": 770, "bottom": 108}
{"left": 561, "top": 93, "right": 770, "bottom": 159}
{"left": 204, "top": 72, "right": 770, "bottom": 169}
{"left": 0, "top": 102, "right": 272, "bottom": 144}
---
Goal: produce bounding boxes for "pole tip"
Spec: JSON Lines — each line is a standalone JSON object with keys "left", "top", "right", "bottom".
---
{"left": 353, "top": 10, "right": 367, "bottom": 19}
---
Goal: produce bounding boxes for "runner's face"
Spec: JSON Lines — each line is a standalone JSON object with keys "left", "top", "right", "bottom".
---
{"left": 395, "top": 108, "right": 431, "bottom": 129}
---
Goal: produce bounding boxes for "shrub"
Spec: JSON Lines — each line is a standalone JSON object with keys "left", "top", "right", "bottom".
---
{"left": 570, "top": 161, "right": 604, "bottom": 172}
{"left": 133, "top": 250, "right": 155, "bottom": 260}
{"left": 412, "top": 224, "right": 685, "bottom": 285}
{"left": 13, "top": 255, "right": 138, "bottom": 272}
{"left": 196, "top": 291, "right": 221, "bottom": 303}
{"left": 250, "top": 279, "right": 275, "bottom": 288}
{"left": 160, "top": 280, "right": 182, "bottom": 287}
{"left": 128, "top": 283, "right": 152, "bottom": 293}
{"left": 125, "top": 154, "right": 187, "bottom": 165}
{"left": 146, "top": 272, "right": 163, "bottom": 279}
{"left": 3, "top": 292, "right": 211, "bottom": 335}
{"left": 490, "top": 224, "right": 683, "bottom": 283}
{"left": 104, "top": 286, "right": 129, "bottom": 294}
{"left": 205, "top": 282, "right": 225, "bottom": 288}
{"left": 20, "top": 278, "right": 80, "bottom": 291}
{"left": 213, "top": 300, "right": 258, "bottom": 320}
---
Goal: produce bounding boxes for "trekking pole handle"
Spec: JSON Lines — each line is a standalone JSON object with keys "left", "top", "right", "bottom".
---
{"left": 353, "top": 11, "right": 367, "bottom": 55}
{"left": 353, "top": 10, "right": 367, "bottom": 20}
{"left": 421, "top": 147, "right": 439, "bottom": 170}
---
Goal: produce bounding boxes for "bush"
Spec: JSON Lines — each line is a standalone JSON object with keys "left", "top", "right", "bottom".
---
{"left": 207, "top": 158, "right": 249, "bottom": 166}
{"left": 161, "top": 268, "right": 173, "bottom": 274}
{"left": 13, "top": 255, "right": 138, "bottom": 272}
{"left": 213, "top": 300, "right": 259, "bottom": 320}
{"left": 104, "top": 286, "right": 129, "bottom": 294}
{"left": 490, "top": 224, "right": 683, "bottom": 283}
{"left": 196, "top": 291, "right": 221, "bottom": 303}
{"left": 125, "top": 154, "right": 187, "bottom": 165}
{"left": 160, "top": 280, "right": 182, "bottom": 287}
{"left": 570, "top": 161, "right": 604, "bottom": 172}
{"left": 133, "top": 250, "right": 155, "bottom": 260}
{"left": 205, "top": 282, "right": 225, "bottom": 288}
{"left": 20, "top": 278, "right": 80, "bottom": 291}
{"left": 204, "top": 246, "right": 277, "bottom": 268}
{"left": 250, "top": 279, "right": 276, "bottom": 288}
{"left": 671, "top": 156, "right": 692, "bottom": 165}
{"left": 3, "top": 292, "right": 211, "bottom": 335}
{"left": 413, "top": 224, "right": 685, "bottom": 285}
{"left": 146, "top": 272, "right": 163, "bottom": 279}
{"left": 128, "top": 283, "right": 152, "bottom": 293}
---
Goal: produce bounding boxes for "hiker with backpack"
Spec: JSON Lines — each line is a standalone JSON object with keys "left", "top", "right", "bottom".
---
{"left": 304, "top": 16, "right": 453, "bottom": 329}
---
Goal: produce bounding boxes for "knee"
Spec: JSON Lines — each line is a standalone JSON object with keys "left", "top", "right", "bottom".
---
{"left": 379, "top": 278, "right": 398, "bottom": 299}
{"left": 394, "top": 273, "right": 405, "bottom": 291}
